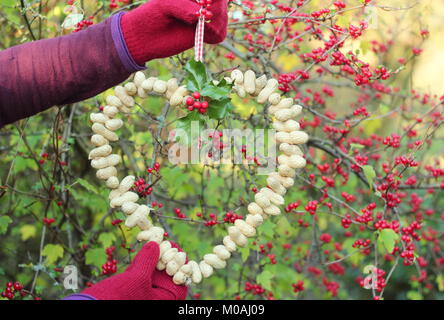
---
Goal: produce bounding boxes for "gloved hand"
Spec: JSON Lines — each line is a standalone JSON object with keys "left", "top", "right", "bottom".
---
{"left": 121, "top": 0, "right": 229, "bottom": 65}
{"left": 82, "top": 241, "right": 188, "bottom": 300}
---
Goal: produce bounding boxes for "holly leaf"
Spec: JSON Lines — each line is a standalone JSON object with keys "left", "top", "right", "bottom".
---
{"left": 256, "top": 270, "right": 274, "bottom": 291}
{"left": 0, "top": 215, "right": 12, "bottom": 235}
{"left": 42, "top": 244, "right": 64, "bottom": 265}
{"left": 201, "top": 85, "right": 230, "bottom": 101}
{"left": 184, "top": 60, "right": 208, "bottom": 91}
{"left": 207, "top": 98, "right": 233, "bottom": 120}
{"left": 362, "top": 165, "right": 376, "bottom": 191}
{"left": 201, "top": 79, "right": 232, "bottom": 101}
{"left": 378, "top": 229, "right": 399, "bottom": 253}
{"left": 176, "top": 111, "right": 206, "bottom": 134}
{"left": 85, "top": 248, "right": 107, "bottom": 269}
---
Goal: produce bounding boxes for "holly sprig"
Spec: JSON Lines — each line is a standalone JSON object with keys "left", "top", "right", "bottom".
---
{"left": 177, "top": 60, "right": 234, "bottom": 132}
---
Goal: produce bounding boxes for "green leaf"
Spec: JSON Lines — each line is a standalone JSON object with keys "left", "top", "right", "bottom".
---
{"left": 207, "top": 98, "right": 233, "bottom": 120}
{"left": 98, "top": 232, "right": 116, "bottom": 248}
{"left": 184, "top": 60, "right": 208, "bottom": 91}
{"left": 75, "top": 178, "right": 99, "bottom": 194}
{"left": 259, "top": 219, "right": 276, "bottom": 238}
{"left": 378, "top": 229, "right": 399, "bottom": 253}
{"left": 256, "top": 270, "right": 274, "bottom": 291}
{"left": 3, "top": 0, "right": 16, "bottom": 6}
{"left": 436, "top": 275, "right": 444, "bottom": 292}
{"left": 14, "top": 157, "right": 36, "bottom": 174}
{"left": 350, "top": 143, "right": 364, "bottom": 150}
{"left": 362, "top": 165, "right": 376, "bottom": 190}
{"left": 42, "top": 244, "right": 64, "bottom": 265}
{"left": 379, "top": 103, "right": 390, "bottom": 114}
{"left": 406, "top": 290, "right": 422, "bottom": 300}
{"left": 85, "top": 248, "right": 107, "bottom": 269}
{"left": 239, "top": 247, "right": 250, "bottom": 262}
{"left": 0, "top": 215, "right": 12, "bottom": 234}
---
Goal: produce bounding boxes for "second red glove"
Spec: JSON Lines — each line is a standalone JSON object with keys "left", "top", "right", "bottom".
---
{"left": 82, "top": 242, "right": 188, "bottom": 300}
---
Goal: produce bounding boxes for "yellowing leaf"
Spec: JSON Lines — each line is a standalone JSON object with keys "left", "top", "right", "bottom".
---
{"left": 363, "top": 118, "right": 382, "bottom": 136}
{"left": 20, "top": 224, "right": 36, "bottom": 241}
{"left": 276, "top": 53, "right": 301, "bottom": 72}
{"left": 362, "top": 165, "right": 376, "bottom": 191}
{"left": 42, "top": 244, "right": 64, "bottom": 265}
{"left": 378, "top": 229, "right": 399, "bottom": 253}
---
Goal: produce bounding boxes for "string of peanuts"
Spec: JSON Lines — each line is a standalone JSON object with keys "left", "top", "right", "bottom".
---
{"left": 88, "top": 69, "right": 309, "bottom": 285}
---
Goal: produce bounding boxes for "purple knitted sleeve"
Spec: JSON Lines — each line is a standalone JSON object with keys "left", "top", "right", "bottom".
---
{"left": 63, "top": 294, "right": 97, "bottom": 300}
{"left": 0, "top": 12, "right": 145, "bottom": 128}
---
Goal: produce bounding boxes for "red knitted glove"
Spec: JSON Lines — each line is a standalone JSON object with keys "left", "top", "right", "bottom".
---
{"left": 121, "top": 0, "right": 228, "bottom": 65}
{"left": 82, "top": 242, "right": 188, "bottom": 300}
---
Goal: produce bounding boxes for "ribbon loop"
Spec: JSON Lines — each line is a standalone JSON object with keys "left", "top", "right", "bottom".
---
{"left": 194, "top": 9, "right": 206, "bottom": 62}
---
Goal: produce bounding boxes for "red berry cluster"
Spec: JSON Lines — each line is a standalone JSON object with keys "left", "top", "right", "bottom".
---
{"left": 185, "top": 92, "right": 209, "bottom": 114}
{"left": 102, "top": 246, "right": 117, "bottom": 275}
{"left": 323, "top": 278, "right": 340, "bottom": 297}
{"left": 284, "top": 201, "right": 300, "bottom": 212}
{"left": 353, "top": 106, "right": 369, "bottom": 117}
{"left": 111, "top": 219, "right": 123, "bottom": 226}
{"left": 147, "top": 162, "right": 161, "bottom": 174}
{"left": 223, "top": 211, "right": 243, "bottom": 223}
{"left": 108, "top": 0, "right": 129, "bottom": 10}
{"left": 383, "top": 133, "right": 401, "bottom": 148}
{"left": 244, "top": 282, "right": 265, "bottom": 295}
{"left": 333, "top": 1, "right": 346, "bottom": 9}
{"left": 132, "top": 177, "right": 153, "bottom": 198}
{"left": 1, "top": 282, "right": 26, "bottom": 300}
{"left": 199, "top": 131, "right": 225, "bottom": 159}
{"left": 292, "top": 280, "right": 305, "bottom": 293}
{"left": 258, "top": 242, "right": 273, "bottom": 254}
{"left": 204, "top": 213, "right": 218, "bottom": 227}
{"left": 320, "top": 233, "right": 332, "bottom": 243}
{"left": 174, "top": 208, "right": 186, "bottom": 219}
{"left": 399, "top": 220, "right": 422, "bottom": 265}
{"left": 74, "top": 18, "right": 94, "bottom": 33}
{"left": 39, "top": 152, "right": 49, "bottom": 164}
{"left": 359, "top": 268, "right": 386, "bottom": 292}
{"left": 43, "top": 217, "right": 56, "bottom": 226}
{"left": 341, "top": 191, "right": 356, "bottom": 203}
{"left": 373, "top": 219, "right": 400, "bottom": 232}
{"left": 304, "top": 200, "right": 318, "bottom": 215}
{"left": 352, "top": 238, "right": 371, "bottom": 248}
{"left": 267, "top": 253, "right": 277, "bottom": 264}
{"left": 151, "top": 201, "right": 164, "bottom": 209}
{"left": 196, "top": 0, "right": 214, "bottom": 20}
